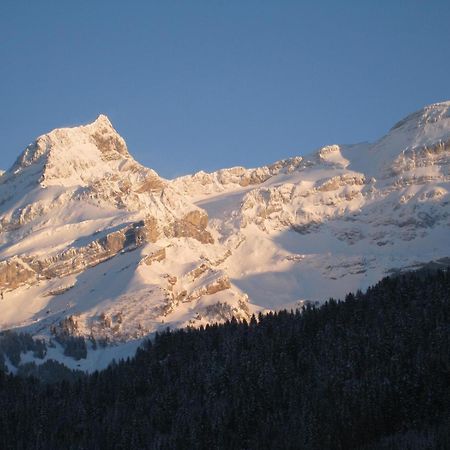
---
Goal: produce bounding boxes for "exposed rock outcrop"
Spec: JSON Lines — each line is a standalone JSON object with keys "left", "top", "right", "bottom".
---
{"left": 165, "top": 210, "right": 214, "bottom": 244}
{"left": 0, "top": 258, "right": 37, "bottom": 290}
{"left": 185, "top": 275, "right": 231, "bottom": 302}
{"left": 142, "top": 248, "right": 166, "bottom": 266}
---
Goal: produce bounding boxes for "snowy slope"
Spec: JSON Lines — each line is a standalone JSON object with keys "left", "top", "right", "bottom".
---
{"left": 1, "top": 101, "right": 449, "bottom": 371}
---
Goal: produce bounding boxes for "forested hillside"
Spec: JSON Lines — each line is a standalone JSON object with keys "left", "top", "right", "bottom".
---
{"left": 0, "top": 270, "right": 449, "bottom": 449}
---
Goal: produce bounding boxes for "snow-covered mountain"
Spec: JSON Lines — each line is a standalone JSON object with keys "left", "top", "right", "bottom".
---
{"left": 1, "top": 101, "right": 449, "bottom": 370}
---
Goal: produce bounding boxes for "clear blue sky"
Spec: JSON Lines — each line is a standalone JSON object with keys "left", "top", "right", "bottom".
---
{"left": 1, "top": 1, "right": 449, "bottom": 178}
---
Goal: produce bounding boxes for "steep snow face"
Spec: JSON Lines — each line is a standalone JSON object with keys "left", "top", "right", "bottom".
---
{"left": 0, "top": 102, "right": 449, "bottom": 372}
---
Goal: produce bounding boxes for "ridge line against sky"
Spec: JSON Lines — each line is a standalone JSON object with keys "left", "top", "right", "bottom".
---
{"left": 1, "top": 0, "right": 450, "bottom": 178}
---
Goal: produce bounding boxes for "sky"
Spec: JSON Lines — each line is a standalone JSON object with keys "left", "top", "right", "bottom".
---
{"left": 1, "top": 1, "right": 449, "bottom": 178}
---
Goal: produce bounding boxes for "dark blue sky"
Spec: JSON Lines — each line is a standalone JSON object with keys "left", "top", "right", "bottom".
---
{"left": 1, "top": 1, "right": 449, "bottom": 178}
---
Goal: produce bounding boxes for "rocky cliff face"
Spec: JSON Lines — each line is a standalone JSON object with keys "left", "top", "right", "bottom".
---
{"left": 0, "top": 102, "right": 449, "bottom": 370}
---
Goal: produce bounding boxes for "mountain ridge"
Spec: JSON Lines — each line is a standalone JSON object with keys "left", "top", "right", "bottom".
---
{"left": 0, "top": 100, "right": 449, "bottom": 370}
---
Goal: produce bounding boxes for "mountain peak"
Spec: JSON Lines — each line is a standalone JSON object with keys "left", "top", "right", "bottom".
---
{"left": 92, "top": 113, "right": 113, "bottom": 127}
{"left": 390, "top": 100, "right": 450, "bottom": 132}
{"left": 84, "top": 113, "right": 118, "bottom": 135}
{"left": 7, "top": 114, "right": 133, "bottom": 188}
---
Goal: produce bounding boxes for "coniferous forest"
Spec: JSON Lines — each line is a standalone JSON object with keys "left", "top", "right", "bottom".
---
{"left": 0, "top": 270, "right": 449, "bottom": 449}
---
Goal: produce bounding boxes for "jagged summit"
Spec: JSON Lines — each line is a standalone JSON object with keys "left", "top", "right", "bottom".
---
{"left": 9, "top": 113, "right": 131, "bottom": 185}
